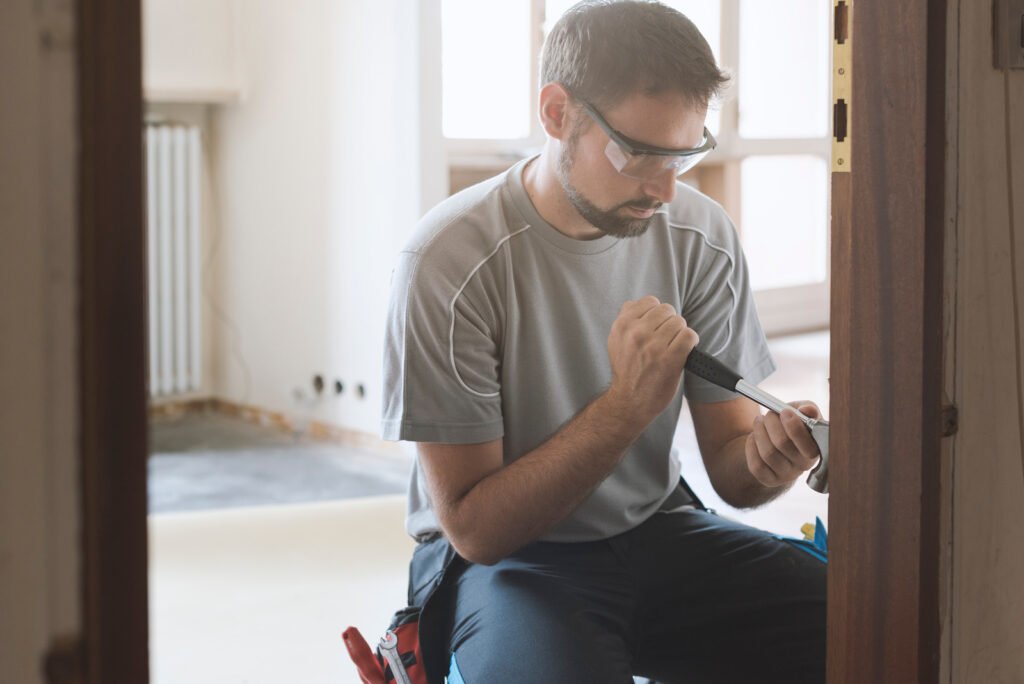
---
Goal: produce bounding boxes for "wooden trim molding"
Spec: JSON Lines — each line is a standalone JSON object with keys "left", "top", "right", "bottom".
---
{"left": 77, "top": 0, "right": 149, "bottom": 681}
{"left": 150, "top": 398, "right": 405, "bottom": 458}
{"left": 826, "top": 0, "right": 946, "bottom": 681}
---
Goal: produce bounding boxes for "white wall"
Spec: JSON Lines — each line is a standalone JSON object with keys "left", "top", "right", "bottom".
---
{"left": 209, "top": 0, "right": 445, "bottom": 436}
{"left": 0, "top": 0, "right": 80, "bottom": 681}
{"left": 143, "top": 0, "right": 241, "bottom": 101}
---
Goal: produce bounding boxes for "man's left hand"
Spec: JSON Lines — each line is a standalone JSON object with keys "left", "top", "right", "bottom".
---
{"left": 744, "top": 401, "right": 822, "bottom": 488}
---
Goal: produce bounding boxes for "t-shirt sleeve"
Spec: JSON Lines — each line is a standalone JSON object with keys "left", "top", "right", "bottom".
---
{"left": 381, "top": 250, "right": 505, "bottom": 443}
{"left": 681, "top": 219, "right": 776, "bottom": 403}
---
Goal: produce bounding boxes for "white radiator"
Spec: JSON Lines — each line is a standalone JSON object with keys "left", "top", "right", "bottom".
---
{"left": 145, "top": 123, "right": 202, "bottom": 398}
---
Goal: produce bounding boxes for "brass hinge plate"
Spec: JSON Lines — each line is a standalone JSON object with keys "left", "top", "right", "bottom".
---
{"left": 832, "top": 0, "right": 852, "bottom": 172}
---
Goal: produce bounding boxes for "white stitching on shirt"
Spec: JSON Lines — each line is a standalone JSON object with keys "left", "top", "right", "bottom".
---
{"left": 449, "top": 226, "right": 531, "bottom": 397}
{"left": 668, "top": 222, "right": 736, "bottom": 357}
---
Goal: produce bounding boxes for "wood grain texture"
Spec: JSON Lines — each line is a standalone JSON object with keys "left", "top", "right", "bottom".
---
{"left": 77, "top": 0, "right": 150, "bottom": 681}
{"left": 950, "top": 0, "right": 1024, "bottom": 679}
{"left": 938, "top": 3, "right": 962, "bottom": 679}
{"left": 827, "top": 0, "right": 945, "bottom": 681}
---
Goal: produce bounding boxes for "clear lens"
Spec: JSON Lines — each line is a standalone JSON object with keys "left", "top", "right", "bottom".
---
{"left": 604, "top": 140, "right": 710, "bottom": 180}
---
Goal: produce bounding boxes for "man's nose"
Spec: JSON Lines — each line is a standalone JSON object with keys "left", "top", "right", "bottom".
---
{"left": 641, "top": 169, "right": 678, "bottom": 204}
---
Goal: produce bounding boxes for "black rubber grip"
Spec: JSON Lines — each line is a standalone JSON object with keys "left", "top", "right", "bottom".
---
{"left": 685, "top": 348, "right": 742, "bottom": 391}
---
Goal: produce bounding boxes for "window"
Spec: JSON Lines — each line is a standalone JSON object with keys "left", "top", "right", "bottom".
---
{"left": 441, "top": 0, "right": 533, "bottom": 140}
{"left": 438, "top": 0, "right": 832, "bottom": 333}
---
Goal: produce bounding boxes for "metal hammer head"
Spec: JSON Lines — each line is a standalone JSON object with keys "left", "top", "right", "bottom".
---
{"left": 805, "top": 421, "right": 830, "bottom": 494}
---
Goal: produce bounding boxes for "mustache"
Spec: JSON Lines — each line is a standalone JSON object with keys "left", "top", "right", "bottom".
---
{"left": 616, "top": 199, "right": 662, "bottom": 212}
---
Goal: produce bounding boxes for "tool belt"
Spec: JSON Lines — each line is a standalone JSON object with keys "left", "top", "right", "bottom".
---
{"left": 343, "top": 606, "right": 426, "bottom": 684}
{"left": 344, "top": 534, "right": 461, "bottom": 684}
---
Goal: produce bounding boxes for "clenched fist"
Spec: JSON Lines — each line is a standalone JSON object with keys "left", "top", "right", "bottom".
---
{"left": 605, "top": 296, "right": 699, "bottom": 426}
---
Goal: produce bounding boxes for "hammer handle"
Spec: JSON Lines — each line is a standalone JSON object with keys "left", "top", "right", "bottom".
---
{"left": 684, "top": 348, "right": 742, "bottom": 391}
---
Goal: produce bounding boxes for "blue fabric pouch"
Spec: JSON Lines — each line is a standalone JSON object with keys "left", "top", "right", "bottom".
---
{"left": 775, "top": 516, "right": 828, "bottom": 564}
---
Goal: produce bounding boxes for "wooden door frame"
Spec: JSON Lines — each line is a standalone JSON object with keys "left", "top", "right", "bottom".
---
{"left": 827, "top": 0, "right": 946, "bottom": 681}
{"left": 78, "top": 0, "right": 149, "bottom": 681}
{"left": 75, "top": 0, "right": 946, "bottom": 681}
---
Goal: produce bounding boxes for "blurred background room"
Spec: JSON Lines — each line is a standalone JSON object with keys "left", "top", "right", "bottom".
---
{"left": 142, "top": 2, "right": 832, "bottom": 681}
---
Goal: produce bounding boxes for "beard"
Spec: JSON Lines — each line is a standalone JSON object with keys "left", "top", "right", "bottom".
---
{"left": 556, "top": 139, "right": 661, "bottom": 239}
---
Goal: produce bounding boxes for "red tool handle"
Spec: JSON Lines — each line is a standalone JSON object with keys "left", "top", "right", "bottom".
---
{"left": 342, "top": 627, "right": 387, "bottom": 684}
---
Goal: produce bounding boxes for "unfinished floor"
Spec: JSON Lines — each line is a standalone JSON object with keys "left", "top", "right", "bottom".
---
{"left": 148, "top": 330, "right": 829, "bottom": 684}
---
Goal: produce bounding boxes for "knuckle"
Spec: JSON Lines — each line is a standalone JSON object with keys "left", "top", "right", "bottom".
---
{"left": 766, "top": 452, "right": 788, "bottom": 473}
{"left": 752, "top": 462, "right": 774, "bottom": 484}
{"left": 782, "top": 423, "right": 805, "bottom": 446}
{"left": 768, "top": 433, "right": 787, "bottom": 452}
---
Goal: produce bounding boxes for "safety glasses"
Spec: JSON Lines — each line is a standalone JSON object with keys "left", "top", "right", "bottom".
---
{"left": 578, "top": 99, "right": 716, "bottom": 181}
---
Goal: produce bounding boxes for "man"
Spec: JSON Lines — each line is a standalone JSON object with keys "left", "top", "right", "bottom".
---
{"left": 382, "top": 1, "right": 826, "bottom": 681}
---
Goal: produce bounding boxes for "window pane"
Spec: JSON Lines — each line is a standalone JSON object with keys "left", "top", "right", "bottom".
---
{"left": 544, "top": 1, "right": 723, "bottom": 135}
{"left": 442, "top": 0, "right": 531, "bottom": 139}
{"left": 663, "top": 1, "right": 722, "bottom": 136}
{"left": 740, "top": 156, "right": 828, "bottom": 290}
{"left": 543, "top": 0, "right": 578, "bottom": 33}
{"left": 662, "top": 0, "right": 721, "bottom": 60}
{"left": 738, "top": 1, "right": 830, "bottom": 139}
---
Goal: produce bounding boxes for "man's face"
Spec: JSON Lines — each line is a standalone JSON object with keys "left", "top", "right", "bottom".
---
{"left": 556, "top": 91, "right": 708, "bottom": 238}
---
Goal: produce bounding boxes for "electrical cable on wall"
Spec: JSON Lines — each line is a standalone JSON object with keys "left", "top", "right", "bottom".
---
{"left": 201, "top": 141, "right": 253, "bottom": 405}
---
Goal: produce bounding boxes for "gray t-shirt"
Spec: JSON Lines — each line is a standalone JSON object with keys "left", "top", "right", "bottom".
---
{"left": 382, "top": 158, "right": 775, "bottom": 542}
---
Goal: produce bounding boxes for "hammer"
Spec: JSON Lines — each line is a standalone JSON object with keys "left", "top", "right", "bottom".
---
{"left": 684, "top": 349, "right": 830, "bottom": 494}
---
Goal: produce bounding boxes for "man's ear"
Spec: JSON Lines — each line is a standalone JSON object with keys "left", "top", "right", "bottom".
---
{"left": 538, "top": 83, "right": 576, "bottom": 141}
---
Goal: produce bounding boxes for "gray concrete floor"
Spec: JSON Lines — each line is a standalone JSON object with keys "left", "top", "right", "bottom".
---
{"left": 148, "top": 412, "right": 411, "bottom": 513}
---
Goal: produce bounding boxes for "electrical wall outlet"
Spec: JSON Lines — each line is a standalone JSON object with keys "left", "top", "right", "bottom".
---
{"left": 994, "top": 0, "right": 1024, "bottom": 69}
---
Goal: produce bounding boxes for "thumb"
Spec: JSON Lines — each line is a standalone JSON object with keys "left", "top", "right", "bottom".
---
{"left": 791, "top": 401, "right": 821, "bottom": 420}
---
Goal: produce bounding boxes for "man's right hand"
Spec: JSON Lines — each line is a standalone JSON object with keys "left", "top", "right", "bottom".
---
{"left": 606, "top": 296, "right": 699, "bottom": 427}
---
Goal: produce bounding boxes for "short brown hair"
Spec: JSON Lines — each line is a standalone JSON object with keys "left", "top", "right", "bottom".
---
{"left": 541, "top": 0, "right": 729, "bottom": 111}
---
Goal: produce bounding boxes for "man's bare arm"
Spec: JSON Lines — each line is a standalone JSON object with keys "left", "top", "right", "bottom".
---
{"left": 419, "top": 389, "right": 639, "bottom": 565}
{"left": 419, "top": 296, "right": 699, "bottom": 565}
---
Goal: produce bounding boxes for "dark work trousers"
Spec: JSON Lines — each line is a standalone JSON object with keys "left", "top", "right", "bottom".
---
{"left": 409, "top": 505, "right": 826, "bottom": 684}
